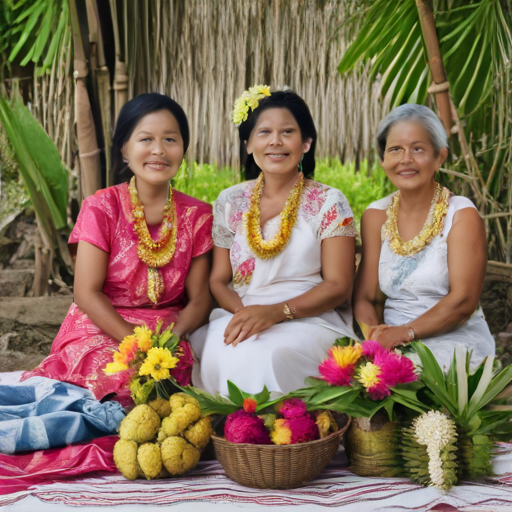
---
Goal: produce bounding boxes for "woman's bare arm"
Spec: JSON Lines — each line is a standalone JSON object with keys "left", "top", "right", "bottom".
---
{"left": 74, "top": 241, "right": 136, "bottom": 342}
{"left": 173, "top": 252, "right": 213, "bottom": 337}
{"left": 353, "top": 209, "right": 387, "bottom": 333}
{"left": 209, "top": 245, "right": 244, "bottom": 313}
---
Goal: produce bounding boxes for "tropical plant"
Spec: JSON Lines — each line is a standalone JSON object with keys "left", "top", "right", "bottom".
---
{"left": 0, "top": 81, "right": 71, "bottom": 291}
{"left": 412, "top": 342, "right": 512, "bottom": 479}
{"left": 338, "top": 0, "right": 512, "bottom": 261}
{"left": 0, "top": 0, "right": 69, "bottom": 75}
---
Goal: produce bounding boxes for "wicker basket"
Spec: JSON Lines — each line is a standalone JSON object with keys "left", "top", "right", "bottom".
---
{"left": 212, "top": 414, "right": 351, "bottom": 489}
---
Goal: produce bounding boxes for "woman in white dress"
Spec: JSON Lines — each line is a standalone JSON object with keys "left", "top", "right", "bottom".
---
{"left": 191, "top": 88, "right": 358, "bottom": 395}
{"left": 354, "top": 104, "right": 495, "bottom": 371}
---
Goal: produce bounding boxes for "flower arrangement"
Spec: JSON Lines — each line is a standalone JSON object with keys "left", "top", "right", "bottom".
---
{"left": 103, "top": 322, "right": 193, "bottom": 404}
{"left": 232, "top": 84, "right": 271, "bottom": 125}
{"left": 309, "top": 339, "right": 421, "bottom": 419}
{"left": 181, "top": 381, "right": 341, "bottom": 446}
{"left": 314, "top": 340, "right": 512, "bottom": 490}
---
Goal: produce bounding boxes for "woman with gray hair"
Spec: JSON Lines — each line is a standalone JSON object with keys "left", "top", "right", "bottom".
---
{"left": 353, "top": 104, "right": 495, "bottom": 371}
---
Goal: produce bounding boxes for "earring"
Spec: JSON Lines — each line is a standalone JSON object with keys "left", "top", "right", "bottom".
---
{"left": 298, "top": 155, "right": 304, "bottom": 172}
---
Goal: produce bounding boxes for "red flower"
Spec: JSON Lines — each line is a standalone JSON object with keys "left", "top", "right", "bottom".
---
{"left": 170, "top": 340, "right": 194, "bottom": 386}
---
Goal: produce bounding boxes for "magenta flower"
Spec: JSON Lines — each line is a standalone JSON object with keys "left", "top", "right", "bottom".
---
{"left": 376, "top": 351, "right": 418, "bottom": 388}
{"left": 278, "top": 398, "right": 308, "bottom": 419}
{"left": 361, "top": 340, "right": 386, "bottom": 359}
{"left": 224, "top": 410, "right": 271, "bottom": 444}
{"left": 318, "top": 358, "right": 353, "bottom": 386}
{"left": 287, "top": 414, "right": 320, "bottom": 444}
{"left": 170, "top": 340, "right": 194, "bottom": 386}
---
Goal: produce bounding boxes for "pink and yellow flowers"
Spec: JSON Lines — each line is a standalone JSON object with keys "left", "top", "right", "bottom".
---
{"left": 318, "top": 340, "right": 418, "bottom": 401}
{"left": 224, "top": 398, "right": 319, "bottom": 446}
{"left": 318, "top": 343, "right": 362, "bottom": 386}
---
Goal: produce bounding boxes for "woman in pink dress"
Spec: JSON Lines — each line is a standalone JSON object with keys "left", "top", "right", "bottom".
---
{"left": 23, "top": 93, "right": 213, "bottom": 405}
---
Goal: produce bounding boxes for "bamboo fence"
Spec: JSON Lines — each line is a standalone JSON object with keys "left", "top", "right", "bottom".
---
{"left": 116, "top": 0, "right": 382, "bottom": 171}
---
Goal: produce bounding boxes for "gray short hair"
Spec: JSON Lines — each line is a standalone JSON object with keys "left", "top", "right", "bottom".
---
{"left": 376, "top": 104, "right": 448, "bottom": 160}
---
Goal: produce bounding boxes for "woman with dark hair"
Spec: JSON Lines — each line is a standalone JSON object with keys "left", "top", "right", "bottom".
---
{"left": 23, "top": 93, "right": 213, "bottom": 407}
{"left": 353, "top": 104, "right": 494, "bottom": 371}
{"left": 190, "top": 87, "right": 358, "bottom": 395}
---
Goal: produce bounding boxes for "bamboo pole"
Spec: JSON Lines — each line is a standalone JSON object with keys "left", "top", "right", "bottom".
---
{"left": 70, "top": 0, "right": 101, "bottom": 199}
{"left": 110, "top": 0, "right": 129, "bottom": 123}
{"left": 416, "top": 0, "right": 452, "bottom": 136}
{"left": 86, "top": 0, "right": 112, "bottom": 186}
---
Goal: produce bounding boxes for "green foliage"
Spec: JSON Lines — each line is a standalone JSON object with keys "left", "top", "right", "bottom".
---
{"left": 172, "top": 161, "right": 241, "bottom": 204}
{"left": 0, "top": 83, "right": 68, "bottom": 230}
{"left": 173, "top": 159, "right": 394, "bottom": 231}
{"left": 0, "top": 0, "right": 70, "bottom": 74}
{"left": 338, "top": 0, "right": 512, "bottom": 261}
{"left": 315, "top": 159, "right": 395, "bottom": 229}
{"left": 0, "top": 127, "right": 30, "bottom": 226}
{"left": 338, "top": 0, "right": 511, "bottom": 117}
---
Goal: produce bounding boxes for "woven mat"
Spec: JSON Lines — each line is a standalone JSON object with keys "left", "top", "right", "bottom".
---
{"left": 2, "top": 448, "right": 512, "bottom": 510}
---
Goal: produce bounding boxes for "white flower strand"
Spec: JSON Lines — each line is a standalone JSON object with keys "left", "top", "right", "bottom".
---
{"left": 414, "top": 411, "right": 457, "bottom": 489}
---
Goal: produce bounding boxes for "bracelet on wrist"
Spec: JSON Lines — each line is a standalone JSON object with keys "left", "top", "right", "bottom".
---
{"left": 283, "top": 303, "right": 296, "bottom": 320}
{"left": 407, "top": 326, "right": 416, "bottom": 342}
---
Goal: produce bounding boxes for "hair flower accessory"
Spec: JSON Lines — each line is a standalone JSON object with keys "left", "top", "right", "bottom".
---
{"left": 232, "top": 85, "right": 271, "bottom": 125}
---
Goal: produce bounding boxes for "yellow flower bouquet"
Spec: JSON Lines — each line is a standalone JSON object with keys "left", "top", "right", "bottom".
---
{"left": 103, "top": 322, "right": 194, "bottom": 405}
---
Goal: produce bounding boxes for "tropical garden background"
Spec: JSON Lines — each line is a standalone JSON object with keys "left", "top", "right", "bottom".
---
{"left": 0, "top": 0, "right": 511, "bottom": 367}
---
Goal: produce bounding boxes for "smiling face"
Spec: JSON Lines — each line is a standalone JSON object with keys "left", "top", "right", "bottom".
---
{"left": 245, "top": 108, "right": 312, "bottom": 177}
{"left": 122, "top": 109, "right": 184, "bottom": 188}
{"left": 381, "top": 120, "right": 447, "bottom": 191}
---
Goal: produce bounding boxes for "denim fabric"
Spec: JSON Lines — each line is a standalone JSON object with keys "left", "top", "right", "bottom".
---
{"left": 0, "top": 377, "right": 125, "bottom": 454}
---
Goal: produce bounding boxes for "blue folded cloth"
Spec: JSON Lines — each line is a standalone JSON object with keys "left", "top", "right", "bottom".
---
{"left": 0, "top": 376, "right": 126, "bottom": 454}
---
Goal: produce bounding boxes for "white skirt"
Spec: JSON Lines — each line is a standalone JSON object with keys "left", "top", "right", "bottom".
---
{"left": 190, "top": 308, "right": 354, "bottom": 395}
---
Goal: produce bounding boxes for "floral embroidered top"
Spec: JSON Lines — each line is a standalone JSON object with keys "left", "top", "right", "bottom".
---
{"left": 213, "top": 179, "right": 357, "bottom": 300}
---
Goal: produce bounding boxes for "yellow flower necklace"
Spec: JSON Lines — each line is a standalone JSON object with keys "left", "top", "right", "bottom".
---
{"left": 129, "top": 176, "right": 178, "bottom": 303}
{"left": 244, "top": 172, "right": 304, "bottom": 259}
{"left": 383, "top": 182, "right": 450, "bottom": 257}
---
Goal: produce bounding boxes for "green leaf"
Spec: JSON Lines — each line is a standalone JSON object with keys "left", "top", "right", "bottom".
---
{"left": 413, "top": 343, "right": 458, "bottom": 413}
{"left": 303, "top": 377, "right": 330, "bottom": 390}
{"left": 227, "top": 380, "right": 249, "bottom": 406}
{"left": 468, "top": 355, "right": 495, "bottom": 410}
{"left": 0, "top": 87, "right": 68, "bottom": 248}
{"left": 130, "top": 378, "right": 155, "bottom": 405}
{"left": 455, "top": 344, "right": 468, "bottom": 413}
{"left": 8, "top": 2, "right": 45, "bottom": 62}
{"left": 252, "top": 386, "right": 270, "bottom": 405}
{"left": 384, "top": 397, "right": 395, "bottom": 421}
{"left": 309, "top": 386, "right": 357, "bottom": 406}
{"left": 468, "top": 364, "right": 512, "bottom": 418}
{"left": 176, "top": 384, "right": 239, "bottom": 416}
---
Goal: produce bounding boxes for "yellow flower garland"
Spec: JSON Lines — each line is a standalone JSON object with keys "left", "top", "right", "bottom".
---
{"left": 129, "top": 176, "right": 178, "bottom": 303}
{"left": 383, "top": 183, "right": 450, "bottom": 257}
{"left": 244, "top": 172, "right": 304, "bottom": 259}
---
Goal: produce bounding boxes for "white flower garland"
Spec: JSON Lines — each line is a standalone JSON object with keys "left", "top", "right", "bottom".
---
{"left": 413, "top": 410, "right": 457, "bottom": 489}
